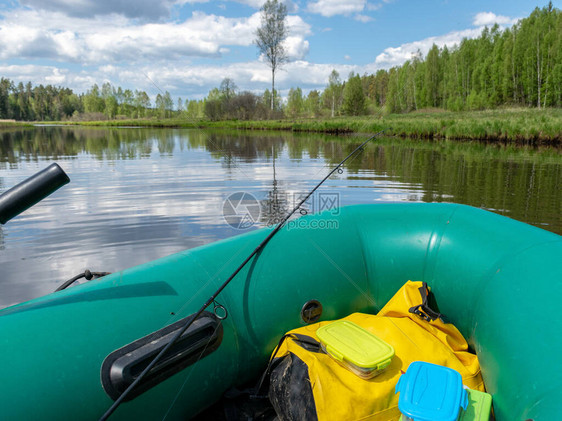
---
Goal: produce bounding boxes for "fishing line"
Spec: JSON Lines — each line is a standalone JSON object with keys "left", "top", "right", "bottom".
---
{"left": 99, "top": 128, "right": 387, "bottom": 420}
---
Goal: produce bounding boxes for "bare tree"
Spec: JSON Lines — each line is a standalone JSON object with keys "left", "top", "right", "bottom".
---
{"left": 220, "top": 78, "right": 238, "bottom": 118}
{"left": 220, "top": 78, "right": 238, "bottom": 102}
{"left": 255, "top": 0, "right": 288, "bottom": 111}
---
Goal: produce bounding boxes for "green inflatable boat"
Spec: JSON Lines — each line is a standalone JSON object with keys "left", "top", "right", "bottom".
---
{"left": 0, "top": 203, "right": 560, "bottom": 420}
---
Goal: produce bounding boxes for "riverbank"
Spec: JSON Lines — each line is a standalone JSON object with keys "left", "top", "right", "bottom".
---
{"left": 0, "top": 121, "right": 33, "bottom": 129}
{"left": 26, "top": 108, "right": 562, "bottom": 145}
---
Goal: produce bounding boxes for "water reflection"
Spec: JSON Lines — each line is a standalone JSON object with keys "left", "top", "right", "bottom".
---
{"left": 0, "top": 126, "right": 560, "bottom": 308}
{"left": 260, "top": 145, "right": 293, "bottom": 226}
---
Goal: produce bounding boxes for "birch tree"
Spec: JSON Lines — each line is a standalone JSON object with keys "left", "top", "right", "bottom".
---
{"left": 255, "top": 0, "right": 288, "bottom": 111}
{"left": 324, "top": 70, "right": 342, "bottom": 117}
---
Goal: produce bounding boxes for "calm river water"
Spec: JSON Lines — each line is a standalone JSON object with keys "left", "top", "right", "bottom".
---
{"left": 0, "top": 126, "right": 560, "bottom": 308}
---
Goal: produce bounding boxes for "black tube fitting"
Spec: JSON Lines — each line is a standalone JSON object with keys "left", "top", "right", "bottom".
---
{"left": 0, "top": 163, "right": 70, "bottom": 225}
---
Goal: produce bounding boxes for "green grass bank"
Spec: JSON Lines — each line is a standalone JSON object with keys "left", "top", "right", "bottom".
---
{"left": 0, "top": 121, "right": 34, "bottom": 129}
{"left": 47, "top": 108, "right": 562, "bottom": 145}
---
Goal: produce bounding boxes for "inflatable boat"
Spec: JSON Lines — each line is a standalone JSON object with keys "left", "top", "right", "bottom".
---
{"left": 0, "top": 203, "right": 560, "bottom": 420}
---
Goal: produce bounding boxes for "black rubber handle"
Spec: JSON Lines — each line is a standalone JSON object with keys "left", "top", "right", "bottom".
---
{"left": 0, "top": 163, "right": 70, "bottom": 224}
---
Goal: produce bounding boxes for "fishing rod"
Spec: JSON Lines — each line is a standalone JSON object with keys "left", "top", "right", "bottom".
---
{"left": 100, "top": 128, "right": 387, "bottom": 420}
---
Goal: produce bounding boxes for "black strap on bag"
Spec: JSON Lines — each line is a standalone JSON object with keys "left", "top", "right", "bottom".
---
{"left": 253, "top": 333, "right": 321, "bottom": 398}
{"left": 408, "top": 282, "right": 448, "bottom": 323}
{"left": 219, "top": 333, "right": 321, "bottom": 421}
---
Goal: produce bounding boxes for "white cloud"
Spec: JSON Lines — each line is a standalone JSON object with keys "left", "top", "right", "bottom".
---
{"left": 354, "top": 14, "right": 373, "bottom": 22}
{"left": 0, "top": 3, "right": 315, "bottom": 99}
{"left": 307, "top": 0, "right": 366, "bottom": 17}
{"left": 44, "top": 68, "right": 68, "bottom": 85}
{"left": 366, "top": 3, "right": 382, "bottom": 11}
{"left": 0, "top": 59, "right": 346, "bottom": 101}
{"left": 0, "top": 64, "right": 99, "bottom": 92}
{"left": 234, "top": 0, "right": 268, "bottom": 7}
{"left": 286, "top": 14, "right": 312, "bottom": 38}
{"left": 374, "top": 12, "right": 518, "bottom": 69}
{"left": 19, "top": 0, "right": 174, "bottom": 20}
{"left": 374, "top": 28, "right": 482, "bottom": 68}
{"left": 0, "top": 9, "right": 311, "bottom": 64}
{"left": 473, "top": 12, "right": 518, "bottom": 26}
{"left": 284, "top": 36, "right": 310, "bottom": 60}
{"left": 120, "top": 60, "right": 363, "bottom": 100}
{"left": 16, "top": 0, "right": 297, "bottom": 18}
{"left": 0, "top": 56, "right": 371, "bottom": 106}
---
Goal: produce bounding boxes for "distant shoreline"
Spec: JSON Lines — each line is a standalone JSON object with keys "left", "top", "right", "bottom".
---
{"left": 4, "top": 108, "right": 561, "bottom": 146}
{"left": 0, "top": 121, "right": 34, "bottom": 128}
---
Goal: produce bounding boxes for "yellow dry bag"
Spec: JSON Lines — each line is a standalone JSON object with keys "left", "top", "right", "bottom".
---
{"left": 267, "top": 281, "right": 485, "bottom": 421}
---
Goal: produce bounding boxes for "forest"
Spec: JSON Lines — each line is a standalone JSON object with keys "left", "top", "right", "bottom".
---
{"left": 0, "top": 4, "right": 560, "bottom": 122}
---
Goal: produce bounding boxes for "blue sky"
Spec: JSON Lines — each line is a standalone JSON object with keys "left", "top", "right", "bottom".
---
{"left": 0, "top": 0, "right": 557, "bottom": 103}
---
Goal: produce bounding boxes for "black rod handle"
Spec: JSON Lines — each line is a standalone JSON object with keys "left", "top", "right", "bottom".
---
{"left": 0, "top": 163, "right": 70, "bottom": 225}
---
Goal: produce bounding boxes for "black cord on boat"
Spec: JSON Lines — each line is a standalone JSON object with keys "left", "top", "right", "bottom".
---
{"left": 99, "top": 129, "right": 387, "bottom": 421}
{"left": 55, "top": 270, "right": 111, "bottom": 292}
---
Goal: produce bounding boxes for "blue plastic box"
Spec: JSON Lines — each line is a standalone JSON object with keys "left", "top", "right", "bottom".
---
{"left": 395, "top": 361, "right": 468, "bottom": 421}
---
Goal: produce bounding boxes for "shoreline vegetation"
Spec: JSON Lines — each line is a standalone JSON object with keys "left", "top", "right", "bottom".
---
{"left": 0, "top": 121, "right": 33, "bottom": 128}
{"left": 36, "top": 108, "right": 562, "bottom": 146}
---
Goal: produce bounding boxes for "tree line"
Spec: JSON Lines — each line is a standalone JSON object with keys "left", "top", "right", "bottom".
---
{"left": 0, "top": 4, "right": 559, "bottom": 122}
{"left": 0, "top": 80, "right": 174, "bottom": 121}
{"left": 381, "top": 3, "right": 561, "bottom": 112}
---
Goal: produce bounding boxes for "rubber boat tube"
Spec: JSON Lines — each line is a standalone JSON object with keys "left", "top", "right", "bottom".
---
{"left": 0, "top": 203, "right": 560, "bottom": 420}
